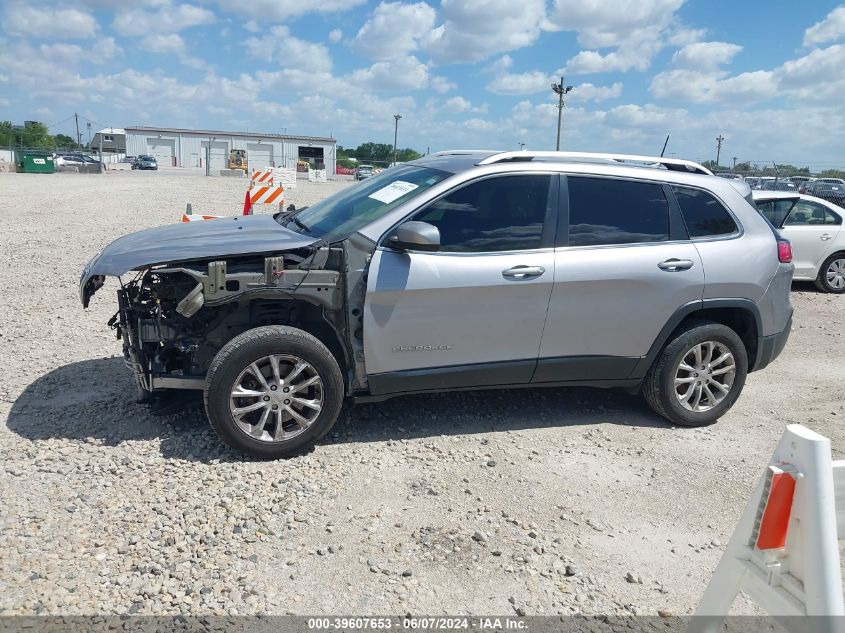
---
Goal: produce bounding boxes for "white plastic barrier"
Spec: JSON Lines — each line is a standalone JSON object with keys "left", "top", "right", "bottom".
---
{"left": 273, "top": 167, "right": 297, "bottom": 189}
{"left": 308, "top": 168, "right": 327, "bottom": 183}
{"left": 692, "top": 424, "right": 845, "bottom": 633}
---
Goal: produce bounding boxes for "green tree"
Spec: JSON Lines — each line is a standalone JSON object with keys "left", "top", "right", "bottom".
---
{"left": 54, "top": 133, "right": 80, "bottom": 149}
{"left": 0, "top": 121, "right": 55, "bottom": 149}
{"left": 396, "top": 148, "right": 422, "bottom": 162}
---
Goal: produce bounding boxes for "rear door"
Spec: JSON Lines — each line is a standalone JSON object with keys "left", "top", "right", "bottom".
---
{"left": 779, "top": 199, "right": 843, "bottom": 277}
{"left": 364, "top": 173, "right": 558, "bottom": 391}
{"left": 535, "top": 175, "right": 704, "bottom": 382}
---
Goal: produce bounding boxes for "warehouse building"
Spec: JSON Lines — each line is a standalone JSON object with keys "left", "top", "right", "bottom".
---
{"left": 124, "top": 126, "right": 336, "bottom": 173}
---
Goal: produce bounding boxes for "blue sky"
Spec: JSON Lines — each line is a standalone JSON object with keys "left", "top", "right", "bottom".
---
{"left": 2, "top": 0, "right": 845, "bottom": 167}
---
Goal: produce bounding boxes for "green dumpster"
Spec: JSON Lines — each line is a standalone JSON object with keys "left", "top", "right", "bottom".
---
{"left": 16, "top": 151, "right": 55, "bottom": 174}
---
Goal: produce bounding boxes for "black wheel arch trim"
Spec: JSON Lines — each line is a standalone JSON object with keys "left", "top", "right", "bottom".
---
{"left": 631, "top": 298, "right": 763, "bottom": 379}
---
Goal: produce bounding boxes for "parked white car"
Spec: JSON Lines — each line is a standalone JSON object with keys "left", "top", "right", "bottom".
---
{"left": 752, "top": 190, "right": 845, "bottom": 292}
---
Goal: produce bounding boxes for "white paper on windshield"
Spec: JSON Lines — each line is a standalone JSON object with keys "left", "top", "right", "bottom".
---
{"left": 368, "top": 181, "right": 418, "bottom": 203}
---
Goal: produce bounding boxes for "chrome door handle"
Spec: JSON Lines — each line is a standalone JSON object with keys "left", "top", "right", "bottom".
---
{"left": 821, "top": 234, "right": 833, "bottom": 241}
{"left": 502, "top": 265, "right": 545, "bottom": 279}
{"left": 657, "top": 258, "right": 694, "bottom": 271}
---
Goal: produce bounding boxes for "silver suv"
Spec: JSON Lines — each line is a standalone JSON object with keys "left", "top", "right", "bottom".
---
{"left": 80, "top": 151, "right": 794, "bottom": 459}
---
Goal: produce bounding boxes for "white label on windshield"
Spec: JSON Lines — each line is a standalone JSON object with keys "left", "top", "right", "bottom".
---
{"left": 368, "top": 181, "right": 418, "bottom": 203}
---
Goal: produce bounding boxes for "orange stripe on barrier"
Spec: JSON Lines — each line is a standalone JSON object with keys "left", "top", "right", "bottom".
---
{"left": 250, "top": 186, "right": 270, "bottom": 203}
{"left": 756, "top": 471, "right": 796, "bottom": 550}
{"left": 264, "top": 187, "right": 284, "bottom": 204}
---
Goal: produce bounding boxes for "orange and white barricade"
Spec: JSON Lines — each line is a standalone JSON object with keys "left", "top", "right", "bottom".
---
{"left": 691, "top": 424, "right": 844, "bottom": 633}
{"left": 244, "top": 183, "right": 285, "bottom": 215}
{"left": 250, "top": 168, "right": 273, "bottom": 185}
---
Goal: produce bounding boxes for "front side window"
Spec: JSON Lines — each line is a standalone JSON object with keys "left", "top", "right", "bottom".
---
{"left": 410, "top": 175, "right": 551, "bottom": 252}
{"left": 672, "top": 186, "right": 738, "bottom": 238}
{"left": 568, "top": 177, "right": 669, "bottom": 246}
{"left": 785, "top": 200, "right": 842, "bottom": 226}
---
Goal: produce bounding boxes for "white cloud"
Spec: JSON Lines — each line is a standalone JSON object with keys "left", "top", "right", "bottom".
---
{"left": 425, "top": 0, "right": 547, "bottom": 63}
{"left": 572, "top": 81, "right": 623, "bottom": 101}
{"left": 0, "top": 97, "right": 10, "bottom": 107}
{"left": 349, "top": 55, "right": 442, "bottom": 92}
{"left": 94, "top": 37, "right": 123, "bottom": 63}
{"left": 353, "top": 2, "right": 436, "bottom": 60}
{"left": 113, "top": 4, "right": 215, "bottom": 36}
{"left": 804, "top": 6, "right": 845, "bottom": 46}
{"left": 486, "top": 71, "right": 551, "bottom": 95}
{"left": 328, "top": 28, "right": 343, "bottom": 43}
{"left": 444, "top": 96, "right": 486, "bottom": 113}
{"left": 210, "top": 0, "right": 367, "bottom": 21}
{"left": 548, "top": 0, "right": 688, "bottom": 74}
{"left": 246, "top": 26, "right": 333, "bottom": 72}
{"left": 429, "top": 75, "right": 456, "bottom": 93}
{"left": 3, "top": 2, "right": 97, "bottom": 39}
{"left": 651, "top": 43, "right": 845, "bottom": 105}
{"left": 141, "top": 33, "right": 207, "bottom": 69}
{"left": 671, "top": 41, "right": 742, "bottom": 70}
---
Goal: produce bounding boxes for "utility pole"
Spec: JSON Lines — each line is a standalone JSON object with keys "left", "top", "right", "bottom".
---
{"left": 715, "top": 134, "right": 725, "bottom": 168}
{"left": 551, "top": 77, "right": 573, "bottom": 151}
{"left": 86, "top": 121, "right": 92, "bottom": 148}
{"left": 74, "top": 113, "right": 81, "bottom": 149}
{"left": 519, "top": 142, "right": 526, "bottom": 150}
{"left": 393, "top": 114, "right": 402, "bottom": 166}
{"left": 732, "top": 156, "right": 738, "bottom": 170}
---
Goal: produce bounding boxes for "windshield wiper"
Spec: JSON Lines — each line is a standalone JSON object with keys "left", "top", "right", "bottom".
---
{"left": 287, "top": 216, "right": 312, "bottom": 233}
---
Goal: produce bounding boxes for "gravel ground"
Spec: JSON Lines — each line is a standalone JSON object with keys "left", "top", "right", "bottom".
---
{"left": 1, "top": 169, "right": 843, "bottom": 617}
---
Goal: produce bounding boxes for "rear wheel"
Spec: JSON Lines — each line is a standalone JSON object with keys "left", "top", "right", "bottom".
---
{"left": 205, "top": 326, "right": 344, "bottom": 459}
{"left": 643, "top": 321, "right": 748, "bottom": 427}
{"left": 815, "top": 253, "right": 845, "bottom": 293}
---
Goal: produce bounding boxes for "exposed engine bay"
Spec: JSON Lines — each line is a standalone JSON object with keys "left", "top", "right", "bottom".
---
{"left": 106, "top": 242, "right": 370, "bottom": 399}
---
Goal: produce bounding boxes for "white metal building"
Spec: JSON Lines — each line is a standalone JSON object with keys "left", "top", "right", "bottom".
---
{"left": 124, "top": 126, "right": 336, "bottom": 173}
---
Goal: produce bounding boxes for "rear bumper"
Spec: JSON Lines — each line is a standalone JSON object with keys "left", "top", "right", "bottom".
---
{"left": 752, "top": 313, "right": 792, "bottom": 372}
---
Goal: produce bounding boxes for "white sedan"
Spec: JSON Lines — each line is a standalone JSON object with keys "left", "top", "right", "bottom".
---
{"left": 752, "top": 190, "right": 845, "bottom": 292}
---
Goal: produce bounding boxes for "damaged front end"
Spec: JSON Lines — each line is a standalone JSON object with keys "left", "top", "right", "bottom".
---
{"left": 80, "top": 215, "right": 365, "bottom": 400}
{"left": 107, "top": 249, "right": 346, "bottom": 397}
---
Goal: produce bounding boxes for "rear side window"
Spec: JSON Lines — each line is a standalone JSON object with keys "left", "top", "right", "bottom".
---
{"left": 672, "top": 186, "right": 738, "bottom": 238}
{"left": 784, "top": 200, "right": 842, "bottom": 226}
{"left": 568, "top": 177, "right": 669, "bottom": 246}
{"left": 755, "top": 199, "right": 797, "bottom": 227}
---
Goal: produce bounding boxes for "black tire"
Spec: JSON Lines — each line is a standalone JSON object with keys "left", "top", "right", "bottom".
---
{"left": 814, "top": 253, "right": 845, "bottom": 293}
{"left": 642, "top": 320, "right": 748, "bottom": 427}
{"left": 204, "top": 326, "right": 344, "bottom": 459}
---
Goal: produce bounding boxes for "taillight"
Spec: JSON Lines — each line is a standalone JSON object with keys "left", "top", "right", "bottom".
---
{"left": 777, "top": 239, "right": 792, "bottom": 263}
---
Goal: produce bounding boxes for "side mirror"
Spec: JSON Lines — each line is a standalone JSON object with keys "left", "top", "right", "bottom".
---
{"left": 389, "top": 221, "right": 441, "bottom": 252}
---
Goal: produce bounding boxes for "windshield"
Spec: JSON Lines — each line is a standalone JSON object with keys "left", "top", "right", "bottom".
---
{"left": 289, "top": 165, "right": 451, "bottom": 241}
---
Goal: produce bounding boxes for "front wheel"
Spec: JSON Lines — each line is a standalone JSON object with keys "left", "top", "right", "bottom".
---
{"left": 815, "top": 253, "right": 845, "bottom": 293}
{"left": 204, "top": 326, "right": 344, "bottom": 459}
{"left": 642, "top": 321, "right": 748, "bottom": 427}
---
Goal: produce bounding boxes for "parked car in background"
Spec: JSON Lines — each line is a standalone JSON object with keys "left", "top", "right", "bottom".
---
{"left": 55, "top": 154, "right": 85, "bottom": 167}
{"left": 817, "top": 177, "right": 845, "bottom": 185}
{"left": 762, "top": 180, "right": 798, "bottom": 192}
{"left": 753, "top": 190, "right": 845, "bottom": 293}
{"left": 355, "top": 165, "right": 375, "bottom": 180}
{"left": 805, "top": 182, "right": 845, "bottom": 207}
{"left": 715, "top": 172, "right": 744, "bottom": 180}
{"left": 120, "top": 156, "right": 136, "bottom": 164}
{"left": 80, "top": 150, "right": 794, "bottom": 458}
{"left": 132, "top": 155, "right": 158, "bottom": 170}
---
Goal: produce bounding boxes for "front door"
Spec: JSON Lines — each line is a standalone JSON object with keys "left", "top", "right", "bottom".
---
{"left": 364, "top": 173, "right": 558, "bottom": 393}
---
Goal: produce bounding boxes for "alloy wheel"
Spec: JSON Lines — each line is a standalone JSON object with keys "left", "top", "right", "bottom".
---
{"left": 674, "top": 341, "right": 736, "bottom": 412}
{"left": 229, "top": 354, "right": 323, "bottom": 442}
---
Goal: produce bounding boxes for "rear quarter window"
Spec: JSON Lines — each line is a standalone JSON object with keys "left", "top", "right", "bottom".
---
{"left": 672, "top": 186, "right": 738, "bottom": 238}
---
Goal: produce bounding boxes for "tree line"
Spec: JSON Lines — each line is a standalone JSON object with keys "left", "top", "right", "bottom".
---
{"left": 0, "top": 121, "right": 83, "bottom": 150}
{"left": 337, "top": 142, "right": 422, "bottom": 167}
